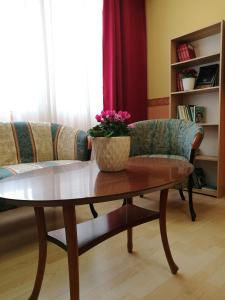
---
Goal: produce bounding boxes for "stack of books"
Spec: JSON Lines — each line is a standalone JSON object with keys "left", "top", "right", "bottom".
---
{"left": 177, "top": 43, "right": 196, "bottom": 62}
{"left": 195, "top": 64, "right": 219, "bottom": 89}
{"left": 177, "top": 105, "right": 205, "bottom": 123}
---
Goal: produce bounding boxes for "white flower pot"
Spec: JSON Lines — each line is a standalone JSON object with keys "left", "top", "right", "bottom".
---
{"left": 92, "top": 136, "right": 130, "bottom": 172}
{"left": 182, "top": 77, "right": 196, "bottom": 91}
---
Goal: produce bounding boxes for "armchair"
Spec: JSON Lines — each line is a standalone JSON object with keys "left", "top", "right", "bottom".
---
{"left": 129, "top": 119, "right": 204, "bottom": 221}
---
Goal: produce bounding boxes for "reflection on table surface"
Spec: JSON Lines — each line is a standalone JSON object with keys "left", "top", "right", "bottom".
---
{"left": 0, "top": 157, "right": 193, "bottom": 205}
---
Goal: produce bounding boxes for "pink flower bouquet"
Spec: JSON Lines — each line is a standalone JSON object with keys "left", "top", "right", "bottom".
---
{"left": 88, "top": 110, "right": 133, "bottom": 137}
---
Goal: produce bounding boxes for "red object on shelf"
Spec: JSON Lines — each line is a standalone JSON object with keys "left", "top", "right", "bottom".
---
{"left": 177, "top": 43, "right": 196, "bottom": 62}
{"left": 176, "top": 72, "right": 184, "bottom": 91}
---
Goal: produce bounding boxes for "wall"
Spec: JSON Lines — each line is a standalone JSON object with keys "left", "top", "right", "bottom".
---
{"left": 146, "top": 0, "right": 225, "bottom": 118}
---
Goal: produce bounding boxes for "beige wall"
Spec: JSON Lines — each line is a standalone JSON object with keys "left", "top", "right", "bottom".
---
{"left": 146, "top": 0, "right": 225, "bottom": 99}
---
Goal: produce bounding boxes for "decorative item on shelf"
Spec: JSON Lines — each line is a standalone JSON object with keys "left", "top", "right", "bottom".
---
{"left": 195, "top": 64, "right": 219, "bottom": 89}
{"left": 194, "top": 106, "right": 205, "bottom": 123}
{"left": 88, "top": 110, "right": 133, "bottom": 172}
{"left": 177, "top": 43, "right": 196, "bottom": 62}
{"left": 181, "top": 68, "right": 198, "bottom": 91}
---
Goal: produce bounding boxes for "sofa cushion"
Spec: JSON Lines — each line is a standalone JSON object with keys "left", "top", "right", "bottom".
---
{"left": 0, "top": 122, "right": 54, "bottom": 166}
{"left": 139, "top": 154, "right": 188, "bottom": 162}
{"left": 29, "top": 122, "right": 53, "bottom": 161}
{"left": 51, "top": 123, "right": 89, "bottom": 161}
{"left": 53, "top": 125, "right": 80, "bottom": 160}
{"left": 0, "top": 123, "right": 18, "bottom": 166}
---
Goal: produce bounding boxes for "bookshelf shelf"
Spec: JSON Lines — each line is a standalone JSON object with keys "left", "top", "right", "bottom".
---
{"left": 199, "top": 123, "right": 219, "bottom": 126}
{"left": 170, "top": 21, "right": 225, "bottom": 198}
{"left": 195, "top": 155, "right": 218, "bottom": 162}
{"left": 171, "top": 53, "right": 220, "bottom": 69}
{"left": 171, "top": 86, "right": 219, "bottom": 95}
{"left": 192, "top": 187, "right": 217, "bottom": 197}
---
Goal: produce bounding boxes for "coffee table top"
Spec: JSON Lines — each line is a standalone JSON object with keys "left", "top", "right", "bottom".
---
{"left": 0, "top": 157, "right": 193, "bottom": 207}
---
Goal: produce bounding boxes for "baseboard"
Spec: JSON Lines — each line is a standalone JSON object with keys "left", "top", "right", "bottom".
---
{"left": 147, "top": 97, "right": 169, "bottom": 107}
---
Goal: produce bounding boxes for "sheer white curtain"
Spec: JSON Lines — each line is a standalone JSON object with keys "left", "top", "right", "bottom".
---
{"left": 0, "top": 0, "right": 103, "bottom": 130}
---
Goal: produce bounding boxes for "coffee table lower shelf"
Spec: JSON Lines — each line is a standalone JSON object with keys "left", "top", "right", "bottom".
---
{"left": 47, "top": 204, "right": 160, "bottom": 255}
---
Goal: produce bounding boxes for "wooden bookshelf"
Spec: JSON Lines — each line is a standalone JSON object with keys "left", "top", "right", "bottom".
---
{"left": 170, "top": 21, "right": 225, "bottom": 197}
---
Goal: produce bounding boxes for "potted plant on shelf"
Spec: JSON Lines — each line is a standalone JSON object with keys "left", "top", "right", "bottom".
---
{"left": 181, "top": 68, "right": 198, "bottom": 91}
{"left": 88, "top": 110, "right": 134, "bottom": 172}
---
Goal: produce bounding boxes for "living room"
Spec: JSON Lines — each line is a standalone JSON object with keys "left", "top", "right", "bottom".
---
{"left": 1, "top": 0, "right": 225, "bottom": 299}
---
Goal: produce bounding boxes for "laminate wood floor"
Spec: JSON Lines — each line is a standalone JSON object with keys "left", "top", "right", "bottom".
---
{"left": 1, "top": 190, "right": 225, "bottom": 300}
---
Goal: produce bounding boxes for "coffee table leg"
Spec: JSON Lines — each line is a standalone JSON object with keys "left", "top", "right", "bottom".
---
{"left": 126, "top": 198, "right": 133, "bottom": 253}
{"left": 159, "top": 189, "right": 178, "bottom": 274}
{"left": 29, "top": 207, "right": 47, "bottom": 300}
{"left": 63, "top": 204, "right": 79, "bottom": 300}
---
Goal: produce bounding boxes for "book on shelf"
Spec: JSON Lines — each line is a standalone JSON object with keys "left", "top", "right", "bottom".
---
{"left": 177, "top": 105, "right": 191, "bottom": 121}
{"left": 177, "top": 105, "right": 205, "bottom": 123}
{"left": 195, "top": 64, "right": 219, "bottom": 89}
{"left": 176, "top": 72, "right": 183, "bottom": 91}
{"left": 177, "top": 43, "right": 196, "bottom": 62}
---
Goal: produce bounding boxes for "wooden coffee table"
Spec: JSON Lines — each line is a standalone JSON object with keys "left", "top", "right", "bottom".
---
{"left": 0, "top": 157, "right": 193, "bottom": 300}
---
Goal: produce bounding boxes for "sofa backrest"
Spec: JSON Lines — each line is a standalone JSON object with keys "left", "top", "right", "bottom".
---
{"left": 129, "top": 119, "right": 204, "bottom": 160}
{"left": 0, "top": 122, "right": 89, "bottom": 166}
{"left": 51, "top": 123, "right": 89, "bottom": 161}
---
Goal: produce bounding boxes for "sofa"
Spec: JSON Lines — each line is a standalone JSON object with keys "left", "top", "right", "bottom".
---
{"left": 0, "top": 121, "right": 97, "bottom": 216}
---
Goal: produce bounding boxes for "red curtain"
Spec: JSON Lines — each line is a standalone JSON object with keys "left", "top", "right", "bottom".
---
{"left": 103, "top": 0, "right": 147, "bottom": 123}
